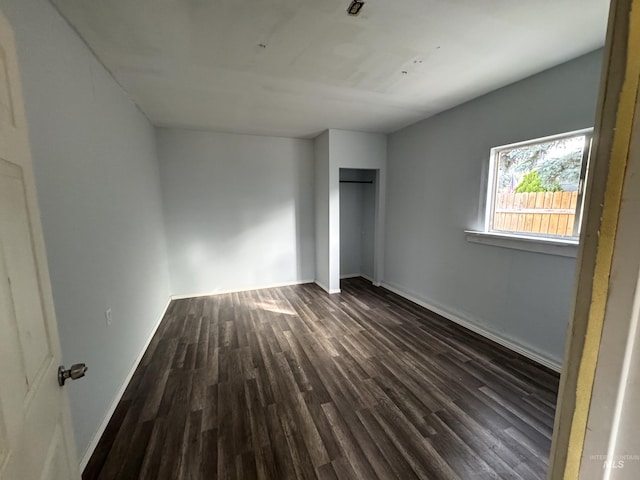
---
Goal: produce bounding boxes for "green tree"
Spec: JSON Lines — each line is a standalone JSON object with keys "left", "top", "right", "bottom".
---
{"left": 515, "top": 171, "right": 545, "bottom": 193}
{"left": 515, "top": 171, "right": 561, "bottom": 193}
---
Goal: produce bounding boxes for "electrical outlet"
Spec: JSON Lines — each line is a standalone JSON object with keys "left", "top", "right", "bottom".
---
{"left": 105, "top": 308, "right": 112, "bottom": 326}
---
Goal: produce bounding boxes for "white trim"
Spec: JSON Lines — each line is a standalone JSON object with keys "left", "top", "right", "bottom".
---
{"left": 465, "top": 230, "right": 578, "bottom": 258}
{"left": 483, "top": 127, "right": 593, "bottom": 238}
{"left": 315, "top": 280, "right": 341, "bottom": 295}
{"left": 315, "top": 280, "right": 330, "bottom": 293}
{"left": 360, "top": 273, "right": 376, "bottom": 284}
{"left": 339, "top": 273, "right": 377, "bottom": 284}
{"left": 605, "top": 284, "right": 640, "bottom": 479}
{"left": 340, "top": 273, "right": 361, "bottom": 279}
{"left": 80, "top": 297, "right": 172, "bottom": 471}
{"left": 79, "top": 278, "right": 559, "bottom": 472}
{"left": 170, "top": 279, "right": 315, "bottom": 300}
{"left": 380, "top": 282, "right": 562, "bottom": 372}
{"left": 492, "top": 127, "right": 594, "bottom": 152}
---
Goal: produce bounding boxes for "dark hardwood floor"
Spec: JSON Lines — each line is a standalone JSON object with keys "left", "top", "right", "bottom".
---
{"left": 83, "top": 278, "right": 560, "bottom": 480}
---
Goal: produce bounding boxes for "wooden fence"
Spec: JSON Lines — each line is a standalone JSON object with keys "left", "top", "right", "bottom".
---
{"left": 493, "top": 191, "right": 579, "bottom": 237}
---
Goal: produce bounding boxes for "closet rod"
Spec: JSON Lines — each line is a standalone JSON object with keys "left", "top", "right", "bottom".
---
{"left": 339, "top": 180, "right": 373, "bottom": 184}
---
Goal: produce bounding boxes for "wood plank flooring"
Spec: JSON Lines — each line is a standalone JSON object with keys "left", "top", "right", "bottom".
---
{"left": 83, "top": 278, "right": 560, "bottom": 480}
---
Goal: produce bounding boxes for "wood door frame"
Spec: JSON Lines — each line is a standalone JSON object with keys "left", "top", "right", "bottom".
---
{"left": 548, "top": 0, "right": 640, "bottom": 477}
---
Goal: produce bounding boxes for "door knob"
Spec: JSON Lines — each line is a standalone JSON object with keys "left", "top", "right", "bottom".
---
{"left": 58, "top": 363, "right": 87, "bottom": 386}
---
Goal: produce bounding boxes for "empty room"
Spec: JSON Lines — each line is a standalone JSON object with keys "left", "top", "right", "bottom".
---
{"left": 1, "top": 0, "right": 639, "bottom": 479}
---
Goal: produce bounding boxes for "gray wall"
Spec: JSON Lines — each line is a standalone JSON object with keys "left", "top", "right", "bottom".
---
{"left": 385, "top": 50, "right": 603, "bottom": 367}
{"left": 157, "top": 128, "right": 315, "bottom": 295}
{"left": 0, "top": 0, "right": 171, "bottom": 460}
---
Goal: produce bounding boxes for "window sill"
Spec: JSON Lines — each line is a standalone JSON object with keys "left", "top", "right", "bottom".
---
{"left": 465, "top": 230, "right": 578, "bottom": 258}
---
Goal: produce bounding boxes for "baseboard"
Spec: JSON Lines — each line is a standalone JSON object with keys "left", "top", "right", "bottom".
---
{"left": 80, "top": 297, "right": 172, "bottom": 471}
{"left": 340, "top": 273, "right": 361, "bottom": 279}
{"left": 340, "top": 273, "right": 376, "bottom": 284}
{"left": 360, "top": 273, "right": 376, "bottom": 284}
{"left": 171, "top": 279, "right": 315, "bottom": 300}
{"left": 79, "top": 279, "right": 559, "bottom": 471}
{"left": 314, "top": 281, "right": 340, "bottom": 294}
{"left": 380, "top": 282, "right": 562, "bottom": 373}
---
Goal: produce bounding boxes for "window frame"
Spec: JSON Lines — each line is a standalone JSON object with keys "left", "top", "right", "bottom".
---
{"left": 483, "top": 127, "right": 593, "bottom": 242}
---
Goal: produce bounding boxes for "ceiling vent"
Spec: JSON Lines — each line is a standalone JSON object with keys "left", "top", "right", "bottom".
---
{"left": 347, "top": 0, "right": 365, "bottom": 16}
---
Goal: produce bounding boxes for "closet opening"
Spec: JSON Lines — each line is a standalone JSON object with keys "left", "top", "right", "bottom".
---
{"left": 339, "top": 168, "right": 378, "bottom": 288}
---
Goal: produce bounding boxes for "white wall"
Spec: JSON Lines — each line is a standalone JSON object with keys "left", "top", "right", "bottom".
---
{"left": 157, "top": 128, "right": 315, "bottom": 295}
{"left": 361, "top": 179, "right": 376, "bottom": 279}
{"left": 339, "top": 168, "right": 376, "bottom": 279}
{"left": 339, "top": 182, "right": 364, "bottom": 276}
{"left": 0, "top": 0, "right": 603, "bottom": 462}
{"left": 314, "top": 131, "right": 330, "bottom": 291}
{"left": 385, "top": 50, "right": 603, "bottom": 367}
{"left": 0, "top": 0, "right": 171, "bottom": 460}
{"left": 328, "top": 130, "right": 387, "bottom": 290}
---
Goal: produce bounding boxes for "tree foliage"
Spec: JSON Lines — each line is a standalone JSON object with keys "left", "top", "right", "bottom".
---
{"left": 515, "top": 171, "right": 560, "bottom": 193}
{"left": 497, "top": 136, "right": 585, "bottom": 193}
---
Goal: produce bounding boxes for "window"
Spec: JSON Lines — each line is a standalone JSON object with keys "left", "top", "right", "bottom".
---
{"left": 485, "top": 129, "right": 592, "bottom": 240}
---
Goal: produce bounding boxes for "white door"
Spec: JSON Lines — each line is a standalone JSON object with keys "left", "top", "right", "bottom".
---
{"left": 0, "top": 8, "right": 80, "bottom": 480}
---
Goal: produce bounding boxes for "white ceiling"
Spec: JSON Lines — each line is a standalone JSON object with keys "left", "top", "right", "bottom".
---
{"left": 51, "top": 0, "right": 610, "bottom": 138}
